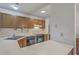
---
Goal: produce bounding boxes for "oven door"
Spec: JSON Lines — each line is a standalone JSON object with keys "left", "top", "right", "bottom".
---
{"left": 37, "top": 34, "right": 44, "bottom": 43}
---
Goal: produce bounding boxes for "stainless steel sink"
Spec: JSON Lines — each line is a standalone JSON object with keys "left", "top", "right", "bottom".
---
{"left": 5, "top": 36, "right": 23, "bottom": 40}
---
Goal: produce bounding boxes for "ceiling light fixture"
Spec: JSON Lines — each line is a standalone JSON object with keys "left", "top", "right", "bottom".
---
{"left": 41, "top": 11, "right": 46, "bottom": 13}
{"left": 10, "top": 3, "right": 19, "bottom": 10}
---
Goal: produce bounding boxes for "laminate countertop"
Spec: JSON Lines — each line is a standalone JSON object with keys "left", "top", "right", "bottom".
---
{"left": 0, "top": 39, "right": 73, "bottom": 55}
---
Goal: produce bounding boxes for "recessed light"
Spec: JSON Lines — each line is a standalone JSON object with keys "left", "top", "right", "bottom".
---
{"left": 10, "top": 5, "right": 19, "bottom": 10}
{"left": 41, "top": 11, "right": 46, "bottom": 13}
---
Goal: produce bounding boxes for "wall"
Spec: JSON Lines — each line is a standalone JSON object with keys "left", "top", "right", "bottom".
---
{"left": 76, "top": 11, "right": 79, "bottom": 38}
{"left": 0, "top": 28, "right": 47, "bottom": 38}
{"left": 50, "top": 3, "right": 75, "bottom": 45}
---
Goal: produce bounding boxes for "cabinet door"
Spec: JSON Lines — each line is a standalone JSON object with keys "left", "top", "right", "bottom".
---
{"left": 28, "top": 20, "right": 34, "bottom": 28}
{"left": 76, "top": 38, "right": 79, "bottom": 54}
{"left": 33, "top": 19, "right": 45, "bottom": 28}
{"left": 16, "top": 16, "right": 30, "bottom": 28}
{"left": 42, "top": 20, "right": 45, "bottom": 28}
{"left": 44, "top": 34, "right": 49, "bottom": 41}
{"left": 17, "top": 37, "right": 27, "bottom": 48}
{"left": 0, "top": 13, "right": 3, "bottom": 27}
{"left": 3, "top": 13, "right": 15, "bottom": 28}
{"left": 37, "top": 20, "right": 45, "bottom": 28}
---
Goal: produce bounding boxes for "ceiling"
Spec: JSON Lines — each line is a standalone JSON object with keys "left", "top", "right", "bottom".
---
{"left": 0, "top": 3, "right": 50, "bottom": 18}
{"left": 34, "top": 4, "right": 51, "bottom": 18}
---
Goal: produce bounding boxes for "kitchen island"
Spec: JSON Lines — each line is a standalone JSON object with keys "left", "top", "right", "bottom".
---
{"left": 0, "top": 37, "right": 73, "bottom": 55}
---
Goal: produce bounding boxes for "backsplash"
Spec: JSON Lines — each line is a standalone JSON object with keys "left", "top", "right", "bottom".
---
{"left": 0, "top": 28, "right": 47, "bottom": 37}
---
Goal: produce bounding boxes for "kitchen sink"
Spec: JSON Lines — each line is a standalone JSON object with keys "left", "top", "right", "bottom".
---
{"left": 5, "top": 36, "right": 23, "bottom": 40}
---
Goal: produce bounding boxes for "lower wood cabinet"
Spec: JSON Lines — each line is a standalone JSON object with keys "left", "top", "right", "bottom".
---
{"left": 17, "top": 37, "right": 28, "bottom": 48}
{"left": 44, "top": 34, "right": 49, "bottom": 41}
{"left": 17, "top": 34, "right": 49, "bottom": 48}
{"left": 76, "top": 38, "right": 79, "bottom": 54}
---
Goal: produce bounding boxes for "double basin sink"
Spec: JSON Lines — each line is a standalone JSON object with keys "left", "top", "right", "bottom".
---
{"left": 6, "top": 36, "right": 23, "bottom": 40}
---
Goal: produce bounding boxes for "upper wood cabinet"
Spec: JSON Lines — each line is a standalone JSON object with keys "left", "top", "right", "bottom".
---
{"left": 16, "top": 16, "right": 31, "bottom": 28}
{"left": 0, "top": 13, "right": 3, "bottom": 27}
{"left": 32, "top": 19, "right": 45, "bottom": 28}
{"left": 2, "top": 13, "right": 15, "bottom": 28}
{"left": 0, "top": 12, "right": 45, "bottom": 28}
{"left": 16, "top": 17, "right": 45, "bottom": 28}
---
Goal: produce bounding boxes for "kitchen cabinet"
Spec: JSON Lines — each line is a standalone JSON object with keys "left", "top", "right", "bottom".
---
{"left": 32, "top": 19, "right": 45, "bottom": 28}
{"left": 27, "top": 36, "right": 36, "bottom": 45}
{"left": 16, "top": 17, "right": 45, "bottom": 28}
{"left": 76, "top": 38, "right": 79, "bottom": 54}
{"left": 28, "top": 20, "right": 34, "bottom": 28}
{"left": 17, "top": 34, "right": 49, "bottom": 48}
{"left": 0, "top": 12, "right": 45, "bottom": 28}
{"left": 44, "top": 34, "right": 49, "bottom": 41}
{"left": 0, "top": 13, "right": 16, "bottom": 28}
{"left": 2, "top": 13, "right": 15, "bottom": 28}
{"left": 17, "top": 37, "right": 28, "bottom": 48}
{"left": 16, "top": 16, "right": 31, "bottom": 28}
{"left": 0, "top": 13, "right": 3, "bottom": 27}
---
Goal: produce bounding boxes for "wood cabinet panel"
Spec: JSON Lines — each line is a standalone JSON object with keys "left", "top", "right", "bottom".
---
{"left": 0, "top": 13, "right": 3, "bottom": 27}
{"left": 32, "top": 19, "right": 45, "bottom": 28}
{"left": 17, "top": 37, "right": 28, "bottom": 48}
{"left": 28, "top": 20, "right": 34, "bottom": 28}
{"left": 0, "top": 12, "right": 45, "bottom": 28}
{"left": 16, "top": 16, "right": 30, "bottom": 28}
{"left": 2, "top": 13, "right": 15, "bottom": 28}
{"left": 16, "top": 17, "right": 45, "bottom": 29}
{"left": 44, "top": 34, "right": 49, "bottom": 41}
{"left": 76, "top": 38, "right": 79, "bottom": 55}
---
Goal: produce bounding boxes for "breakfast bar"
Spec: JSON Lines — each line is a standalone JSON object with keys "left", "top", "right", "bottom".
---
{"left": 0, "top": 38, "right": 73, "bottom": 55}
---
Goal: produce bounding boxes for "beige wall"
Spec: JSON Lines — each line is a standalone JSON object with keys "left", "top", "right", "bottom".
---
{"left": 50, "top": 3, "right": 75, "bottom": 45}
{"left": 76, "top": 11, "right": 79, "bottom": 38}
